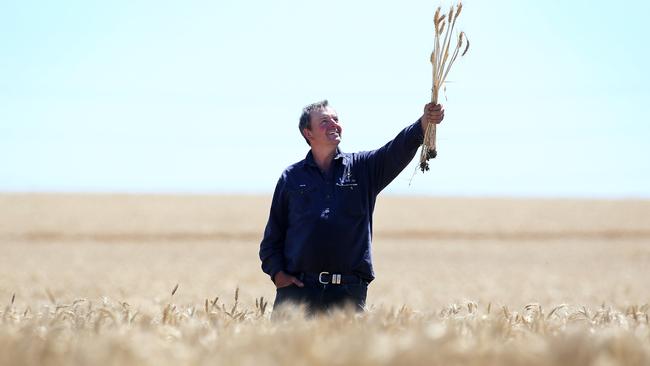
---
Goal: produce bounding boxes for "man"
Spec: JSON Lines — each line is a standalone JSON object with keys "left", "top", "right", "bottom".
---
{"left": 259, "top": 100, "right": 444, "bottom": 315}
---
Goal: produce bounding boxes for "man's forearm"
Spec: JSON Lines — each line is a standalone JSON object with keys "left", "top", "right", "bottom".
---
{"left": 259, "top": 175, "right": 288, "bottom": 281}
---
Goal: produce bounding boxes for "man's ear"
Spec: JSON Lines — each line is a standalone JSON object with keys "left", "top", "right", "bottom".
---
{"left": 303, "top": 128, "right": 313, "bottom": 141}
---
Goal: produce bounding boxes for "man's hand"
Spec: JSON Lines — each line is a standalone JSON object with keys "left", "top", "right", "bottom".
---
{"left": 273, "top": 271, "right": 305, "bottom": 289}
{"left": 420, "top": 103, "right": 445, "bottom": 132}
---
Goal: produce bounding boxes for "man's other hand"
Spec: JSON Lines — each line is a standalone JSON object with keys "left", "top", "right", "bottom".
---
{"left": 274, "top": 271, "right": 305, "bottom": 289}
{"left": 420, "top": 103, "right": 445, "bottom": 132}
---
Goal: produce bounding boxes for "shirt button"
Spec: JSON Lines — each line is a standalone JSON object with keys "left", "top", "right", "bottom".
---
{"left": 326, "top": 194, "right": 331, "bottom": 199}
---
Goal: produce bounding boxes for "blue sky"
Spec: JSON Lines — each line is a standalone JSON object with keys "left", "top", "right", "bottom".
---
{"left": 1, "top": 0, "right": 648, "bottom": 197}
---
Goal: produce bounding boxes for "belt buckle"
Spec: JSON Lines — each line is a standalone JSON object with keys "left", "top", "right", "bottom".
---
{"left": 318, "top": 271, "right": 330, "bottom": 284}
{"left": 319, "top": 271, "right": 342, "bottom": 285}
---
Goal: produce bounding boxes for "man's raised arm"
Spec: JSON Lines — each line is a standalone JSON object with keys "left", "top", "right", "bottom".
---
{"left": 363, "top": 103, "right": 444, "bottom": 193}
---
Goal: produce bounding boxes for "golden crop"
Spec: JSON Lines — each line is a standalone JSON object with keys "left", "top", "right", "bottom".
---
{"left": 1, "top": 194, "right": 649, "bottom": 365}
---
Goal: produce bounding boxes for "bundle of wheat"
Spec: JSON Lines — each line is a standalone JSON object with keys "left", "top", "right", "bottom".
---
{"left": 419, "top": 2, "right": 469, "bottom": 172}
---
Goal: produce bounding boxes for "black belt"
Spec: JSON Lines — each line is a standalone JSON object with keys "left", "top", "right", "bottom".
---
{"left": 298, "top": 271, "right": 365, "bottom": 285}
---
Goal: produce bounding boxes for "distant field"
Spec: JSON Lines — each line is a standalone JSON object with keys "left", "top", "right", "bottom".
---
{"left": 1, "top": 194, "right": 649, "bottom": 365}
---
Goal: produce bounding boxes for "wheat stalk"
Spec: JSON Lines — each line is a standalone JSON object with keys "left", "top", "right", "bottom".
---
{"left": 419, "top": 2, "right": 469, "bottom": 172}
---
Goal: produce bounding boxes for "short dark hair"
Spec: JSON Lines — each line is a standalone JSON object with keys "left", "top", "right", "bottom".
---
{"left": 298, "top": 99, "right": 329, "bottom": 146}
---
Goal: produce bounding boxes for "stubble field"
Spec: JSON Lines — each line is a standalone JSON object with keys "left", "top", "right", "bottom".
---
{"left": 1, "top": 194, "right": 649, "bottom": 365}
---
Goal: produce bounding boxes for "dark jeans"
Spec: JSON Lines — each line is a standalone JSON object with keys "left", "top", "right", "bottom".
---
{"left": 272, "top": 282, "right": 368, "bottom": 317}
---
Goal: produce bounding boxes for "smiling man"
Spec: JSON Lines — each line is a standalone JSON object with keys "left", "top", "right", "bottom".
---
{"left": 259, "top": 100, "right": 444, "bottom": 315}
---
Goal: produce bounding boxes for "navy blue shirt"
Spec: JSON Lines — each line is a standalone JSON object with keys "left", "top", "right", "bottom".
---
{"left": 259, "top": 119, "right": 424, "bottom": 283}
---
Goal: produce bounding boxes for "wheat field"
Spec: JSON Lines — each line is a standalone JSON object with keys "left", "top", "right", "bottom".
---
{"left": 1, "top": 194, "right": 649, "bottom": 365}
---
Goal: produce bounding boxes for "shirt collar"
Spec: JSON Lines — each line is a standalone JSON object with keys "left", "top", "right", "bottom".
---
{"left": 304, "top": 147, "right": 345, "bottom": 167}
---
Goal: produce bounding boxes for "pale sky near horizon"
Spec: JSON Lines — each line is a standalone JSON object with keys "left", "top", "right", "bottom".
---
{"left": 1, "top": 0, "right": 649, "bottom": 198}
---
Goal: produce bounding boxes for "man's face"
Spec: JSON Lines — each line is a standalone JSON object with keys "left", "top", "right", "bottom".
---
{"left": 304, "top": 107, "right": 342, "bottom": 147}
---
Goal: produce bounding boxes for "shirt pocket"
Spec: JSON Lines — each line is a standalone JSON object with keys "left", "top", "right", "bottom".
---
{"left": 288, "top": 185, "right": 316, "bottom": 219}
{"left": 336, "top": 183, "right": 366, "bottom": 217}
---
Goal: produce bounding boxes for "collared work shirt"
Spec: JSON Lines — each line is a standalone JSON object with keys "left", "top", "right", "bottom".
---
{"left": 259, "top": 120, "right": 424, "bottom": 283}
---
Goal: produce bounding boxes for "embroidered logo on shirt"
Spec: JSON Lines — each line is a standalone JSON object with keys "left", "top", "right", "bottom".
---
{"left": 340, "top": 167, "right": 356, "bottom": 184}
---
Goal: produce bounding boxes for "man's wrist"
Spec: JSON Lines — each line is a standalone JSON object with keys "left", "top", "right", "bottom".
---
{"left": 416, "top": 118, "right": 426, "bottom": 142}
{"left": 271, "top": 270, "right": 283, "bottom": 284}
